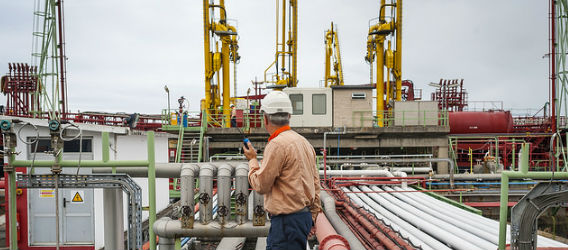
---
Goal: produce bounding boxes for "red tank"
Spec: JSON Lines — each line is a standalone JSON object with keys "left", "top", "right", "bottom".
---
{"left": 449, "top": 111, "right": 513, "bottom": 134}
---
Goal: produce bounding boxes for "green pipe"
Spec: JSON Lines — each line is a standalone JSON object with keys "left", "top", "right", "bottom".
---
{"left": 102, "top": 132, "right": 115, "bottom": 174}
{"left": 148, "top": 132, "right": 157, "bottom": 250}
{"left": 8, "top": 172, "right": 17, "bottom": 250}
{"left": 520, "top": 143, "right": 529, "bottom": 174}
{"left": 7, "top": 138, "right": 17, "bottom": 250}
{"left": 498, "top": 171, "right": 568, "bottom": 249}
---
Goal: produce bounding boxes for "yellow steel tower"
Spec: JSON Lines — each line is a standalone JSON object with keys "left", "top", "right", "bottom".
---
{"left": 324, "top": 22, "right": 344, "bottom": 87}
{"left": 365, "top": 0, "right": 402, "bottom": 127}
{"left": 264, "top": 0, "right": 298, "bottom": 89}
{"left": 202, "top": 0, "right": 240, "bottom": 127}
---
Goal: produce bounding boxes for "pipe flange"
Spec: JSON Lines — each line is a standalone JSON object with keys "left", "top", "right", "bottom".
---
{"left": 198, "top": 193, "right": 210, "bottom": 204}
{"left": 181, "top": 205, "right": 192, "bottom": 216}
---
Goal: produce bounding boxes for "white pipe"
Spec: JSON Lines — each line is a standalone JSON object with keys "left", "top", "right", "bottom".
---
{"left": 198, "top": 164, "right": 217, "bottom": 224}
{"left": 383, "top": 186, "right": 499, "bottom": 244}
{"left": 180, "top": 164, "right": 199, "bottom": 228}
{"left": 346, "top": 186, "right": 448, "bottom": 250}
{"left": 323, "top": 126, "right": 347, "bottom": 151}
{"left": 153, "top": 218, "right": 270, "bottom": 238}
{"left": 318, "top": 169, "right": 394, "bottom": 177}
{"left": 158, "top": 237, "right": 175, "bottom": 250}
{"left": 255, "top": 237, "right": 267, "bottom": 250}
{"left": 392, "top": 171, "right": 407, "bottom": 188}
{"left": 389, "top": 167, "right": 432, "bottom": 173}
{"left": 235, "top": 163, "right": 249, "bottom": 224}
{"left": 362, "top": 185, "right": 488, "bottom": 250}
{"left": 216, "top": 237, "right": 246, "bottom": 250}
{"left": 320, "top": 191, "right": 366, "bottom": 250}
{"left": 400, "top": 187, "right": 568, "bottom": 247}
{"left": 217, "top": 163, "right": 234, "bottom": 224}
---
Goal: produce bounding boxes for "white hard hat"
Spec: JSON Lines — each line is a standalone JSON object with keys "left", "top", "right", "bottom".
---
{"left": 260, "top": 91, "right": 293, "bottom": 114}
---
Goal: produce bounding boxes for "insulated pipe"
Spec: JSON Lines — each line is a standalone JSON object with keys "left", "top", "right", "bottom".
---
{"left": 389, "top": 167, "right": 432, "bottom": 173}
{"left": 341, "top": 209, "right": 384, "bottom": 250}
{"left": 314, "top": 212, "right": 350, "bottom": 250}
{"left": 325, "top": 158, "right": 455, "bottom": 187}
{"left": 216, "top": 237, "right": 246, "bottom": 250}
{"left": 255, "top": 237, "right": 267, "bottom": 250}
{"left": 217, "top": 163, "right": 234, "bottom": 224}
{"left": 252, "top": 191, "right": 266, "bottom": 226}
{"left": 157, "top": 237, "right": 175, "bottom": 250}
{"left": 319, "top": 169, "right": 394, "bottom": 177}
{"left": 347, "top": 187, "right": 443, "bottom": 250}
{"left": 320, "top": 191, "right": 366, "bottom": 250}
{"left": 198, "top": 164, "right": 217, "bottom": 224}
{"left": 368, "top": 186, "right": 493, "bottom": 250}
{"left": 103, "top": 188, "right": 124, "bottom": 250}
{"left": 153, "top": 217, "right": 270, "bottom": 238}
{"left": 392, "top": 171, "right": 407, "bottom": 188}
{"left": 383, "top": 186, "right": 499, "bottom": 245}
{"left": 235, "top": 163, "right": 249, "bottom": 224}
{"left": 180, "top": 164, "right": 200, "bottom": 228}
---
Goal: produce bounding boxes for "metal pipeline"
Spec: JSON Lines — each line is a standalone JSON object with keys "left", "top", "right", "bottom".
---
{"left": 235, "top": 163, "right": 249, "bottom": 224}
{"left": 255, "top": 237, "right": 267, "bottom": 250}
{"left": 216, "top": 237, "right": 246, "bottom": 250}
{"left": 341, "top": 210, "right": 384, "bottom": 250}
{"left": 198, "top": 163, "right": 217, "bottom": 224}
{"left": 157, "top": 237, "right": 175, "bottom": 250}
{"left": 252, "top": 190, "right": 266, "bottom": 226}
{"left": 314, "top": 212, "right": 350, "bottom": 250}
{"left": 392, "top": 171, "right": 407, "bottom": 188}
{"left": 367, "top": 186, "right": 493, "bottom": 250}
{"left": 383, "top": 186, "right": 499, "bottom": 245}
{"left": 153, "top": 217, "right": 270, "bottom": 238}
{"left": 320, "top": 191, "right": 366, "bottom": 250}
{"left": 325, "top": 158, "right": 455, "bottom": 187}
{"left": 217, "top": 163, "right": 234, "bottom": 225}
{"left": 347, "top": 186, "right": 447, "bottom": 250}
{"left": 180, "top": 164, "right": 200, "bottom": 228}
{"left": 319, "top": 169, "right": 394, "bottom": 177}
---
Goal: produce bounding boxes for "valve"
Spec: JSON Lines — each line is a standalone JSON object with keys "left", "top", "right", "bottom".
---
{"left": 253, "top": 205, "right": 266, "bottom": 226}
{"left": 0, "top": 120, "right": 11, "bottom": 131}
{"left": 48, "top": 120, "right": 60, "bottom": 131}
{"left": 198, "top": 193, "right": 210, "bottom": 205}
{"left": 235, "top": 193, "right": 247, "bottom": 205}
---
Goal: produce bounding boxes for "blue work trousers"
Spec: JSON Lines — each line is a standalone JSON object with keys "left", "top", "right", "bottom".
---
{"left": 266, "top": 210, "right": 312, "bottom": 250}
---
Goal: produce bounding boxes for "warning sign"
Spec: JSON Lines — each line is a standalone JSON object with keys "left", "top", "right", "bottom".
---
{"left": 40, "top": 189, "right": 55, "bottom": 198}
{"left": 71, "top": 191, "right": 84, "bottom": 203}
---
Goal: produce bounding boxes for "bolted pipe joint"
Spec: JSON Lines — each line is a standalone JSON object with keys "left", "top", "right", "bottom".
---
{"left": 180, "top": 164, "right": 200, "bottom": 228}
{"left": 235, "top": 163, "right": 250, "bottom": 224}
{"left": 198, "top": 164, "right": 217, "bottom": 224}
{"left": 217, "top": 163, "right": 234, "bottom": 225}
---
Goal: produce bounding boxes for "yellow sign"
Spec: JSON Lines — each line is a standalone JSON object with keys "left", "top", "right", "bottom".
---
{"left": 40, "top": 189, "right": 55, "bottom": 198}
{"left": 72, "top": 192, "right": 84, "bottom": 203}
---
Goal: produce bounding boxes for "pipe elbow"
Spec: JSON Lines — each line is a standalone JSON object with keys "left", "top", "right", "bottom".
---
{"left": 217, "top": 163, "right": 234, "bottom": 177}
{"left": 235, "top": 163, "right": 249, "bottom": 177}
{"left": 181, "top": 163, "right": 199, "bottom": 177}
{"left": 199, "top": 163, "right": 217, "bottom": 177}
{"left": 153, "top": 217, "right": 176, "bottom": 238}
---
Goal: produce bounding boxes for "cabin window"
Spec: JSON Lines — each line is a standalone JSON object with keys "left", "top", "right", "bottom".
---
{"left": 289, "top": 94, "right": 304, "bottom": 115}
{"left": 312, "top": 94, "right": 326, "bottom": 115}
{"left": 29, "top": 138, "right": 93, "bottom": 153}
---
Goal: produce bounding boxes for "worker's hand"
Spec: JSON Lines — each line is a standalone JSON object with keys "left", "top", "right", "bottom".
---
{"left": 243, "top": 142, "right": 257, "bottom": 160}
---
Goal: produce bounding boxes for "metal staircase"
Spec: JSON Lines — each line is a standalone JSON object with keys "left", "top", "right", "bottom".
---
{"left": 180, "top": 131, "right": 201, "bottom": 163}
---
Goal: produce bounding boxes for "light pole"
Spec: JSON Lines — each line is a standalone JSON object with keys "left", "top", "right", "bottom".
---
{"left": 164, "top": 85, "right": 170, "bottom": 124}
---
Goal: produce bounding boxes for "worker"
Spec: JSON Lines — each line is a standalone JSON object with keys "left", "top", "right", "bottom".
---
{"left": 243, "top": 91, "right": 321, "bottom": 250}
{"left": 230, "top": 103, "right": 237, "bottom": 127}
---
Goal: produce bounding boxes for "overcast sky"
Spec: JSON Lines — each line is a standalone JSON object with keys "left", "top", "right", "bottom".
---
{"left": 0, "top": 1, "right": 549, "bottom": 116}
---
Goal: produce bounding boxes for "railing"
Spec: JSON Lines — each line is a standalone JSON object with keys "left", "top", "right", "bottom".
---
{"left": 202, "top": 109, "right": 264, "bottom": 129}
{"left": 351, "top": 110, "right": 448, "bottom": 128}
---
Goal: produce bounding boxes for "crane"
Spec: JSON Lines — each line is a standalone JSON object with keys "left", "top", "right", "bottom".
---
{"left": 264, "top": 0, "right": 298, "bottom": 89}
{"left": 202, "top": 0, "right": 240, "bottom": 127}
{"left": 324, "top": 22, "right": 344, "bottom": 87}
{"left": 365, "top": 0, "right": 402, "bottom": 127}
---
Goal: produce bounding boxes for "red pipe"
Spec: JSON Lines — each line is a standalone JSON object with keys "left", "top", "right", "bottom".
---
{"left": 340, "top": 209, "right": 383, "bottom": 250}
{"left": 341, "top": 204, "right": 401, "bottom": 250}
{"left": 352, "top": 203, "right": 416, "bottom": 250}
{"left": 315, "top": 212, "right": 350, "bottom": 250}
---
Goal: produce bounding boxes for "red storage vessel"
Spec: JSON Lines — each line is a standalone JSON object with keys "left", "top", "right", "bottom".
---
{"left": 449, "top": 111, "right": 513, "bottom": 134}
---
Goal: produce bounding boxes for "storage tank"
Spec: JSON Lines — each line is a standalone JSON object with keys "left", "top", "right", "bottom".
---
{"left": 449, "top": 111, "right": 513, "bottom": 134}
